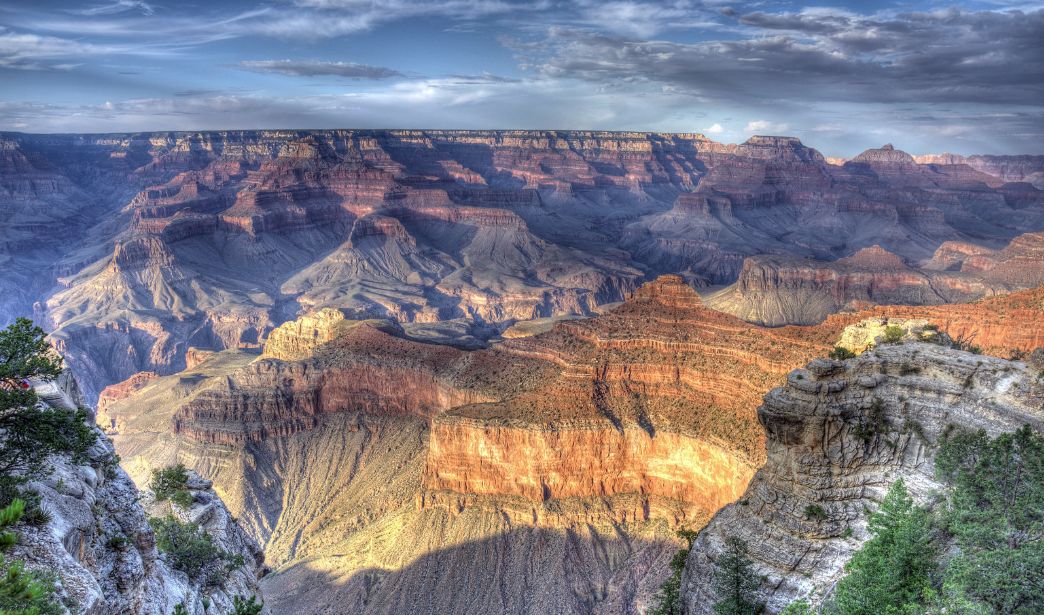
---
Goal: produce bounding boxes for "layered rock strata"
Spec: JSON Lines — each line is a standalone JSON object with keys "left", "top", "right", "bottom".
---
{"left": 680, "top": 343, "right": 1044, "bottom": 613}
{"left": 0, "top": 132, "right": 1040, "bottom": 400}
{"left": 706, "top": 235, "right": 1044, "bottom": 326}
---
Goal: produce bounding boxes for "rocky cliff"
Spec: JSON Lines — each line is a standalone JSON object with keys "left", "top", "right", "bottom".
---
{"left": 706, "top": 235, "right": 1044, "bottom": 326}
{"left": 100, "top": 276, "right": 846, "bottom": 614}
{"left": 1, "top": 131, "right": 1041, "bottom": 401}
{"left": 680, "top": 342, "right": 1044, "bottom": 613}
{"left": 12, "top": 374, "right": 266, "bottom": 615}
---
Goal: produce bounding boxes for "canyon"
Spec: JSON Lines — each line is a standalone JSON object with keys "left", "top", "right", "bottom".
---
{"left": 3, "top": 129, "right": 1043, "bottom": 614}
{"left": 98, "top": 275, "right": 1044, "bottom": 613}
{"left": 2, "top": 131, "right": 1043, "bottom": 402}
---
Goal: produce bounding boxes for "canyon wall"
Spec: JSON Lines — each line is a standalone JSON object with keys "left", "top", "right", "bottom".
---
{"left": 1, "top": 132, "right": 1041, "bottom": 400}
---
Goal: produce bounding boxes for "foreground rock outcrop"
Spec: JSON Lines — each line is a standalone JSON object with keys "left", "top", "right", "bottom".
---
{"left": 680, "top": 342, "right": 1044, "bottom": 613}
{"left": 11, "top": 374, "right": 266, "bottom": 614}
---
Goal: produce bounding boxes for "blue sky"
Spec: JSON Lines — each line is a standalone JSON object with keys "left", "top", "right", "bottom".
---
{"left": 1, "top": 0, "right": 1042, "bottom": 156}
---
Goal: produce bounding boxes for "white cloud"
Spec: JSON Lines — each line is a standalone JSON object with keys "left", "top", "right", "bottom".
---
{"left": 743, "top": 120, "right": 790, "bottom": 133}
{"left": 703, "top": 122, "right": 724, "bottom": 135}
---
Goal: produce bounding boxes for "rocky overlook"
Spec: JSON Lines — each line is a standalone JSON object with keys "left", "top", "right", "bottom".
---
{"left": 680, "top": 341, "right": 1044, "bottom": 613}
{"left": 1, "top": 131, "right": 1042, "bottom": 401}
{"left": 12, "top": 373, "right": 265, "bottom": 615}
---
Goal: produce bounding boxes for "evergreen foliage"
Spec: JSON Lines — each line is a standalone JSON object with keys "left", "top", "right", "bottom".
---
{"left": 0, "top": 318, "right": 95, "bottom": 508}
{"left": 150, "top": 516, "right": 243, "bottom": 587}
{"left": 826, "top": 479, "right": 936, "bottom": 615}
{"left": 0, "top": 499, "right": 62, "bottom": 615}
{"left": 229, "top": 594, "right": 263, "bottom": 615}
{"left": 935, "top": 426, "right": 1044, "bottom": 614}
{"left": 712, "top": 536, "right": 760, "bottom": 615}
{"left": 648, "top": 529, "right": 698, "bottom": 615}
{"left": 151, "top": 464, "right": 194, "bottom": 509}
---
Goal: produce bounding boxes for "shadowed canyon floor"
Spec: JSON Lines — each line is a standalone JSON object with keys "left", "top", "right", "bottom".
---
{"left": 2, "top": 131, "right": 1043, "bottom": 401}
{"left": 98, "top": 276, "right": 1044, "bottom": 613}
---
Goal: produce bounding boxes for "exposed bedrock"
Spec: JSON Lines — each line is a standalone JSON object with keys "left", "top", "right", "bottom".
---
{"left": 3, "top": 131, "right": 1042, "bottom": 400}
{"left": 680, "top": 343, "right": 1044, "bottom": 613}
{"left": 707, "top": 234, "right": 1044, "bottom": 326}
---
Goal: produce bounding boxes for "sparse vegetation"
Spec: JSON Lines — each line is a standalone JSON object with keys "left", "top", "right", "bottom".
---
{"left": 648, "top": 529, "right": 699, "bottom": 615}
{"left": 829, "top": 346, "right": 856, "bottom": 361}
{"left": 229, "top": 594, "right": 264, "bottom": 615}
{"left": 882, "top": 325, "right": 905, "bottom": 344}
{"left": 949, "top": 333, "right": 982, "bottom": 354}
{"left": 149, "top": 516, "right": 243, "bottom": 587}
{"left": 803, "top": 504, "right": 827, "bottom": 522}
{"left": 898, "top": 363, "right": 921, "bottom": 376}
{"left": 712, "top": 536, "right": 761, "bottom": 615}
{"left": 151, "top": 464, "right": 194, "bottom": 509}
{"left": 852, "top": 398, "right": 888, "bottom": 443}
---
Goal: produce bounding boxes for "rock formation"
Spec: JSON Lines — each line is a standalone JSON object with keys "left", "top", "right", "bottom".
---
{"left": 0, "top": 131, "right": 1040, "bottom": 401}
{"left": 12, "top": 373, "right": 266, "bottom": 615}
{"left": 706, "top": 235, "right": 1044, "bottom": 326}
{"left": 680, "top": 342, "right": 1044, "bottom": 613}
{"left": 101, "top": 276, "right": 847, "bottom": 614}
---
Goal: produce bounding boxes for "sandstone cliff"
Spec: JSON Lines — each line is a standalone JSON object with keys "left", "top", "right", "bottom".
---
{"left": 101, "top": 276, "right": 844, "bottom": 614}
{"left": 680, "top": 342, "right": 1044, "bottom": 613}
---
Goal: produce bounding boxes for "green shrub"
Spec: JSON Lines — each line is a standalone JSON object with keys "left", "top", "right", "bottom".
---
{"left": 804, "top": 504, "right": 827, "bottom": 522}
{"left": 152, "top": 464, "right": 194, "bottom": 509}
{"left": 829, "top": 346, "right": 856, "bottom": 361}
{"left": 149, "top": 516, "right": 242, "bottom": 586}
{"left": 230, "top": 594, "right": 264, "bottom": 615}
{"left": 883, "top": 325, "right": 905, "bottom": 344}
{"left": 779, "top": 600, "right": 813, "bottom": 615}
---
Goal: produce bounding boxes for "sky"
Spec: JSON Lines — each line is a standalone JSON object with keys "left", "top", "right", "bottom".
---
{"left": 0, "top": 0, "right": 1042, "bottom": 156}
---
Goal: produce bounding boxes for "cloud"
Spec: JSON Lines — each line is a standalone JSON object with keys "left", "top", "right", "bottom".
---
{"left": 704, "top": 122, "right": 724, "bottom": 134}
{"left": 743, "top": 120, "right": 789, "bottom": 133}
{"left": 0, "top": 28, "right": 112, "bottom": 69}
{"left": 530, "top": 8, "right": 1044, "bottom": 106}
{"left": 237, "top": 60, "right": 404, "bottom": 79}
{"left": 79, "top": 1, "right": 154, "bottom": 16}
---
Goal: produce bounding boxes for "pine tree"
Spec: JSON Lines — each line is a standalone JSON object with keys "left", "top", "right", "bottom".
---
{"left": 712, "top": 536, "right": 760, "bottom": 615}
{"left": 826, "top": 479, "right": 936, "bottom": 615}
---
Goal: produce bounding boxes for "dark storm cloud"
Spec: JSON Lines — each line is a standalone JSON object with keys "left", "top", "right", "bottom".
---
{"left": 535, "top": 8, "right": 1044, "bottom": 106}
{"left": 237, "top": 59, "right": 404, "bottom": 79}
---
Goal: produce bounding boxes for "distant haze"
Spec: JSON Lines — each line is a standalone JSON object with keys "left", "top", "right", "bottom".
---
{"left": 1, "top": 0, "right": 1042, "bottom": 156}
